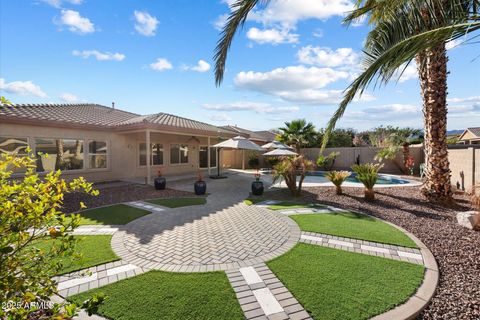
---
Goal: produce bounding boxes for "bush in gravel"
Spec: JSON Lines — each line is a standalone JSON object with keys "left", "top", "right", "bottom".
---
{"left": 273, "top": 155, "right": 314, "bottom": 196}
{"left": 325, "top": 171, "right": 350, "bottom": 195}
{"left": 0, "top": 152, "right": 101, "bottom": 319}
{"left": 471, "top": 185, "right": 480, "bottom": 212}
{"left": 351, "top": 163, "right": 383, "bottom": 201}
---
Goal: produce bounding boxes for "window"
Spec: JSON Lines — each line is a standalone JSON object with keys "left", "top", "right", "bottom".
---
{"left": 139, "top": 143, "right": 163, "bottom": 166}
{"left": 88, "top": 140, "right": 107, "bottom": 169}
{"left": 210, "top": 147, "right": 217, "bottom": 168}
{"left": 199, "top": 146, "right": 208, "bottom": 168}
{"left": 35, "top": 138, "right": 84, "bottom": 172}
{"left": 170, "top": 144, "right": 188, "bottom": 164}
{"left": 0, "top": 136, "right": 29, "bottom": 173}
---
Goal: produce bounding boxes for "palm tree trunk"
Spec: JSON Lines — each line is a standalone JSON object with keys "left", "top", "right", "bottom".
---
{"left": 416, "top": 44, "right": 452, "bottom": 202}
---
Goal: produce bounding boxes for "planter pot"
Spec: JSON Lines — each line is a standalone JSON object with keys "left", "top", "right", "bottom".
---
{"left": 194, "top": 181, "right": 207, "bottom": 195}
{"left": 154, "top": 177, "right": 166, "bottom": 190}
{"left": 364, "top": 188, "right": 375, "bottom": 201}
{"left": 251, "top": 180, "right": 264, "bottom": 196}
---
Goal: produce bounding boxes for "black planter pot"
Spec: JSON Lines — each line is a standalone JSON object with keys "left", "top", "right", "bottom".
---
{"left": 154, "top": 177, "right": 166, "bottom": 190}
{"left": 251, "top": 180, "right": 264, "bottom": 196}
{"left": 194, "top": 181, "right": 207, "bottom": 195}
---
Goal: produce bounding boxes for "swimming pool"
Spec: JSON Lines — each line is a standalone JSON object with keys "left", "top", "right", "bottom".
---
{"left": 307, "top": 171, "right": 413, "bottom": 185}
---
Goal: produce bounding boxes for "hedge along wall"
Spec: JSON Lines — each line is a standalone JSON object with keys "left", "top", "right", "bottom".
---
{"left": 300, "top": 146, "right": 424, "bottom": 174}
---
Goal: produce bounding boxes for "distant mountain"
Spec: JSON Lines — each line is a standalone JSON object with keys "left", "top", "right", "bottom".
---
{"left": 447, "top": 129, "right": 464, "bottom": 136}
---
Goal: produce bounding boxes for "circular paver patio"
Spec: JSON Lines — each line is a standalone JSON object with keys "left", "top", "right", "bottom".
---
{"left": 111, "top": 174, "right": 300, "bottom": 271}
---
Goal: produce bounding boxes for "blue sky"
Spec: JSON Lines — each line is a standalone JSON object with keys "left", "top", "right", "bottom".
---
{"left": 1, "top": 0, "right": 479, "bottom": 131}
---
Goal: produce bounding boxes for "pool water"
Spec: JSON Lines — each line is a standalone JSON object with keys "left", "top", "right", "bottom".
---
{"left": 307, "top": 171, "right": 412, "bottom": 185}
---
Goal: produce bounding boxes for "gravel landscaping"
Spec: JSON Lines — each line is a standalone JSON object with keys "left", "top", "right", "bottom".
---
{"left": 267, "top": 186, "right": 479, "bottom": 320}
{"left": 63, "top": 182, "right": 195, "bottom": 213}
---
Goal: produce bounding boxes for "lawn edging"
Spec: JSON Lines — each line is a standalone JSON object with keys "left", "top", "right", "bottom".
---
{"left": 371, "top": 220, "right": 439, "bottom": 320}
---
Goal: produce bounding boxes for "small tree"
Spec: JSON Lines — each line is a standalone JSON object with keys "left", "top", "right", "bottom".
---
{"left": 316, "top": 152, "right": 340, "bottom": 171}
{"left": 325, "top": 171, "right": 350, "bottom": 195}
{"left": 0, "top": 152, "right": 99, "bottom": 319}
{"left": 351, "top": 163, "right": 383, "bottom": 201}
{"left": 272, "top": 155, "right": 313, "bottom": 196}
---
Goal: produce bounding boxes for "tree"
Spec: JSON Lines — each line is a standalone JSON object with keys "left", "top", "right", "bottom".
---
{"left": 213, "top": 0, "right": 480, "bottom": 202}
{"left": 272, "top": 155, "right": 313, "bottom": 196}
{"left": 0, "top": 152, "right": 100, "bottom": 319}
{"left": 317, "top": 128, "right": 355, "bottom": 147}
{"left": 277, "top": 119, "right": 317, "bottom": 152}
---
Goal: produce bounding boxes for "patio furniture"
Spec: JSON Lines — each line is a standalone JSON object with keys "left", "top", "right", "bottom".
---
{"left": 212, "top": 136, "right": 263, "bottom": 177}
{"left": 420, "top": 163, "right": 426, "bottom": 178}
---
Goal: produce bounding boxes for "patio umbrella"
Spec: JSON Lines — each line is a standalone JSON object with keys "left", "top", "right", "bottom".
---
{"left": 263, "top": 148, "right": 298, "bottom": 157}
{"left": 212, "top": 136, "right": 263, "bottom": 175}
{"left": 261, "top": 141, "right": 292, "bottom": 150}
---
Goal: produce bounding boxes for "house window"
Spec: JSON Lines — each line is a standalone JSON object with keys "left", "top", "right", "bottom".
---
{"left": 0, "top": 136, "right": 29, "bottom": 173}
{"left": 139, "top": 143, "right": 163, "bottom": 166}
{"left": 210, "top": 147, "right": 217, "bottom": 168}
{"left": 88, "top": 140, "right": 107, "bottom": 169}
{"left": 199, "top": 146, "right": 208, "bottom": 168}
{"left": 35, "top": 138, "right": 84, "bottom": 172}
{"left": 170, "top": 144, "right": 188, "bottom": 164}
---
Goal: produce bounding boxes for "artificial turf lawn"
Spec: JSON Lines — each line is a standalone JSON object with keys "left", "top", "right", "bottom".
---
{"left": 69, "top": 270, "right": 244, "bottom": 320}
{"left": 74, "top": 204, "right": 150, "bottom": 225}
{"left": 31, "top": 235, "right": 119, "bottom": 275}
{"left": 268, "top": 243, "right": 424, "bottom": 320}
{"left": 267, "top": 201, "right": 326, "bottom": 211}
{"left": 290, "top": 212, "right": 418, "bottom": 248}
{"left": 146, "top": 197, "right": 207, "bottom": 208}
{"left": 244, "top": 197, "right": 265, "bottom": 205}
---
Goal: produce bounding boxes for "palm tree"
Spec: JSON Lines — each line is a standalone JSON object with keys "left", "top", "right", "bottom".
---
{"left": 214, "top": 0, "right": 480, "bottom": 202}
{"left": 278, "top": 119, "right": 317, "bottom": 152}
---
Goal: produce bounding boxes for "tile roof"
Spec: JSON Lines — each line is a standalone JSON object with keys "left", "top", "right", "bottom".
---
{"left": 254, "top": 130, "right": 277, "bottom": 142}
{"left": 467, "top": 127, "right": 480, "bottom": 137}
{"left": 221, "top": 125, "right": 271, "bottom": 142}
{"left": 0, "top": 103, "right": 233, "bottom": 135}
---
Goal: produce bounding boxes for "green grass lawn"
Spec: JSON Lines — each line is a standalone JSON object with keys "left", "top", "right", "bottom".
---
{"left": 31, "top": 235, "right": 119, "bottom": 275}
{"left": 268, "top": 243, "right": 424, "bottom": 320}
{"left": 74, "top": 204, "right": 150, "bottom": 225}
{"left": 244, "top": 197, "right": 265, "bottom": 205}
{"left": 69, "top": 270, "right": 244, "bottom": 320}
{"left": 267, "top": 201, "right": 326, "bottom": 211}
{"left": 291, "top": 212, "right": 417, "bottom": 248}
{"left": 146, "top": 197, "right": 207, "bottom": 208}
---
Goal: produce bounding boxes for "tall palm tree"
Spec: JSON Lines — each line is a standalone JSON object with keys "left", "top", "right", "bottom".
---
{"left": 278, "top": 119, "right": 317, "bottom": 152}
{"left": 214, "top": 0, "right": 480, "bottom": 202}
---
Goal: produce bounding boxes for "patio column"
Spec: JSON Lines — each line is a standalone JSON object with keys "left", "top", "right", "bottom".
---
{"left": 146, "top": 129, "right": 151, "bottom": 185}
{"left": 208, "top": 136, "right": 211, "bottom": 175}
{"left": 242, "top": 149, "right": 245, "bottom": 170}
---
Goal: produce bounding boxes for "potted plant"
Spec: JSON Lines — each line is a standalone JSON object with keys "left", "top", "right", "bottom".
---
{"left": 194, "top": 171, "right": 207, "bottom": 195}
{"left": 351, "top": 163, "right": 383, "bottom": 201}
{"left": 325, "top": 171, "right": 350, "bottom": 195}
{"left": 251, "top": 171, "right": 264, "bottom": 196}
{"left": 154, "top": 169, "right": 166, "bottom": 190}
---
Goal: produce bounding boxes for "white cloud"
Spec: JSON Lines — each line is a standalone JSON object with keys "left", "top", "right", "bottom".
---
{"left": 150, "top": 58, "right": 173, "bottom": 71}
{"left": 58, "top": 9, "right": 95, "bottom": 34}
{"left": 235, "top": 66, "right": 348, "bottom": 93}
{"left": 60, "top": 93, "right": 78, "bottom": 102}
{"left": 213, "top": 13, "right": 229, "bottom": 31}
{"left": 246, "top": 27, "right": 299, "bottom": 44}
{"left": 446, "top": 38, "right": 462, "bottom": 50}
{"left": 393, "top": 63, "right": 418, "bottom": 83}
{"left": 297, "top": 46, "right": 360, "bottom": 67}
{"left": 274, "top": 89, "right": 375, "bottom": 105}
{"left": 209, "top": 113, "right": 232, "bottom": 122}
{"left": 202, "top": 101, "right": 299, "bottom": 114}
{"left": 0, "top": 78, "right": 47, "bottom": 98}
{"left": 447, "top": 96, "right": 480, "bottom": 104}
{"left": 312, "top": 28, "right": 324, "bottom": 38}
{"left": 72, "top": 50, "right": 125, "bottom": 61}
{"left": 184, "top": 60, "right": 211, "bottom": 72}
{"left": 345, "top": 104, "right": 420, "bottom": 121}
{"left": 42, "top": 0, "right": 82, "bottom": 8}
{"left": 134, "top": 11, "right": 159, "bottom": 37}
{"left": 249, "top": 0, "right": 354, "bottom": 28}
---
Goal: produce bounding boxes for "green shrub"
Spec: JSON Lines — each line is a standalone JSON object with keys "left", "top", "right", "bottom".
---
{"left": 316, "top": 152, "right": 340, "bottom": 171}
{"left": 351, "top": 163, "right": 383, "bottom": 201}
{"left": 325, "top": 171, "right": 351, "bottom": 195}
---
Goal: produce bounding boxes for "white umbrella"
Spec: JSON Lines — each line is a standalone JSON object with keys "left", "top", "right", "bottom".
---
{"left": 213, "top": 136, "right": 263, "bottom": 173}
{"left": 261, "top": 141, "right": 291, "bottom": 149}
{"left": 263, "top": 148, "right": 298, "bottom": 156}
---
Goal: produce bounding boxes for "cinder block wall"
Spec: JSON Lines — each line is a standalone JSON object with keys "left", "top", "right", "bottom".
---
{"left": 449, "top": 147, "right": 478, "bottom": 191}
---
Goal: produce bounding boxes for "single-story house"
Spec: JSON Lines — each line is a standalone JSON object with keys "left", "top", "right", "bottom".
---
{"left": 459, "top": 127, "right": 480, "bottom": 144}
{"left": 0, "top": 103, "right": 236, "bottom": 183}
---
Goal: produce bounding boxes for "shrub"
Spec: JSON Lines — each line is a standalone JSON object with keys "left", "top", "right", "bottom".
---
{"left": 351, "top": 163, "right": 383, "bottom": 201}
{"left": 248, "top": 154, "right": 260, "bottom": 169}
{"left": 325, "top": 171, "right": 350, "bottom": 195}
{"left": 0, "top": 152, "right": 100, "bottom": 319}
{"left": 316, "top": 152, "right": 340, "bottom": 171}
{"left": 273, "top": 155, "right": 313, "bottom": 196}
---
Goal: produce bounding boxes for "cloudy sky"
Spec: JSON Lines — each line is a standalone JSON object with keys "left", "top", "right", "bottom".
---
{"left": 1, "top": 0, "right": 479, "bottom": 131}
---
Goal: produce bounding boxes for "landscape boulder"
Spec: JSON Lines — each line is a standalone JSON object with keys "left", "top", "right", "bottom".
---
{"left": 457, "top": 211, "right": 480, "bottom": 230}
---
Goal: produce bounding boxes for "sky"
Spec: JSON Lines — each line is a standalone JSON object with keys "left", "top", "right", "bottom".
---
{"left": 1, "top": 0, "right": 479, "bottom": 132}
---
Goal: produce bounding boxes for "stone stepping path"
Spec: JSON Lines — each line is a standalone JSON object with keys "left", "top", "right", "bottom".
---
{"left": 71, "top": 225, "right": 121, "bottom": 235}
{"left": 54, "top": 260, "right": 145, "bottom": 297}
{"left": 255, "top": 200, "right": 346, "bottom": 216}
{"left": 126, "top": 200, "right": 167, "bottom": 212}
{"left": 300, "top": 231, "right": 424, "bottom": 265}
{"left": 226, "top": 263, "right": 311, "bottom": 320}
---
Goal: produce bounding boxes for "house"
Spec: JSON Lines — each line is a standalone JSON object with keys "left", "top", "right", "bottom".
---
{"left": 459, "top": 127, "right": 480, "bottom": 144}
{"left": 0, "top": 103, "right": 236, "bottom": 183}
{"left": 221, "top": 125, "right": 277, "bottom": 145}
